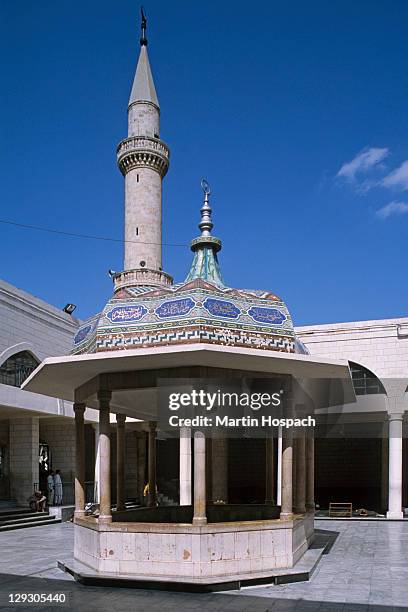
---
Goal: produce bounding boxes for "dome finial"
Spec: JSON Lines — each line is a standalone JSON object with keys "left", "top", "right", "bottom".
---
{"left": 140, "top": 6, "right": 148, "bottom": 46}
{"left": 185, "top": 179, "right": 224, "bottom": 286}
{"left": 199, "top": 179, "right": 213, "bottom": 237}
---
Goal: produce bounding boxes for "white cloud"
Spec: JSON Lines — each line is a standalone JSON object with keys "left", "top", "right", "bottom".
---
{"left": 382, "top": 160, "right": 408, "bottom": 191}
{"left": 376, "top": 200, "right": 408, "bottom": 219}
{"left": 337, "top": 147, "right": 389, "bottom": 182}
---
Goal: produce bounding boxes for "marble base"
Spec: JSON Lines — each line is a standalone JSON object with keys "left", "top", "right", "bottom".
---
{"left": 73, "top": 513, "right": 314, "bottom": 580}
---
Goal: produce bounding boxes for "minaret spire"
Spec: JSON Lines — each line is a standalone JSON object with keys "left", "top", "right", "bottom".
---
{"left": 129, "top": 8, "right": 158, "bottom": 108}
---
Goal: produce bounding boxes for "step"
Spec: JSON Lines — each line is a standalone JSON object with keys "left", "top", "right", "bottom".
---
{"left": 0, "top": 517, "right": 61, "bottom": 532}
{"left": 0, "top": 507, "right": 32, "bottom": 517}
{"left": 0, "top": 500, "right": 17, "bottom": 509}
{"left": 0, "top": 510, "right": 48, "bottom": 521}
{"left": 59, "top": 545, "right": 326, "bottom": 592}
{"left": 0, "top": 514, "right": 53, "bottom": 527}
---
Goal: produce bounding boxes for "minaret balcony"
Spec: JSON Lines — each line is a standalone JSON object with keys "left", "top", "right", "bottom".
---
{"left": 113, "top": 267, "right": 173, "bottom": 291}
{"left": 117, "top": 136, "right": 170, "bottom": 177}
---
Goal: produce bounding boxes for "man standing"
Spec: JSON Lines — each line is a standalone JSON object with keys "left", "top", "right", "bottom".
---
{"left": 54, "top": 469, "right": 63, "bottom": 505}
{"left": 46, "top": 470, "right": 54, "bottom": 506}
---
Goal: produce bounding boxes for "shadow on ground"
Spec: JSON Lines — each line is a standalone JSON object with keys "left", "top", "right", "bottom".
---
{"left": 1, "top": 571, "right": 407, "bottom": 612}
{"left": 313, "top": 528, "right": 340, "bottom": 554}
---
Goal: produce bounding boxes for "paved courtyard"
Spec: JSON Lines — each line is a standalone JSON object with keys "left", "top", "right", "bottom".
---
{"left": 0, "top": 520, "right": 407, "bottom": 611}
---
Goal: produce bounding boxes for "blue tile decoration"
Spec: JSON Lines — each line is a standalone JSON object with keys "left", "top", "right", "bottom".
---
{"left": 155, "top": 297, "right": 195, "bottom": 319}
{"left": 203, "top": 298, "right": 240, "bottom": 319}
{"left": 106, "top": 305, "right": 148, "bottom": 324}
{"left": 248, "top": 306, "right": 286, "bottom": 325}
{"left": 73, "top": 324, "right": 93, "bottom": 345}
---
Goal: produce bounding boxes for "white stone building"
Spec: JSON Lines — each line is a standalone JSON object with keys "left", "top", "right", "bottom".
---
{"left": 0, "top": 279, "right": 80, "bottom": 505}
{"left": 296, "top": 318, "right": 408, "bottom": 519}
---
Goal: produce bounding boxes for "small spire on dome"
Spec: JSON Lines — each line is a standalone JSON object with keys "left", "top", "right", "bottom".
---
{"left": 184, "top": 180, "right": 225, "bottom": 287}
{"left": 199, "top": 179, "right": 213, "bottom": 237}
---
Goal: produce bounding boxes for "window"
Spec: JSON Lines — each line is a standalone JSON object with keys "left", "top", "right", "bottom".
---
{"left": 0, "top": 351, "right": 40, "bottom": 387}
{"left": 349, "top": 362, "right": 385, "bottom": 395}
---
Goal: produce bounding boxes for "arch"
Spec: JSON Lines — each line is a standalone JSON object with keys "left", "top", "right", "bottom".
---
{"left": 0, "top": 349, "right": 40, "bottom": 388}
{"left": 348, "top": 361, "right": 386, "bottom": 396}
{"left": 0, "top": 342, "right": 41, "bottom": 368}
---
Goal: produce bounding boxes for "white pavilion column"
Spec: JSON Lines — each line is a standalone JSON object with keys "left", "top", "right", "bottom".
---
{"left": 306, "top": 434, "right": 315, "bottom": 511}
{"left": 147, "top": 421, "right": 157, "bottom": 507}
{"left": 93, "top": 424, "right": 100, "bottom": 503}
{"left": 265, "top": 437, "right": 275, "bottom": 504}
{"left": 381, "top": 435, "right": 389, "bottom": 514}
{"left": 387, "top": 413, "right": 404, "bottom": 519}
{"left": 179, "top": 426, "right": 192, "bottom": 505}
{"left": 193, "top": 431, "right": 207, "bottom": 525}
{"left": 116, "top": 414, "right": 126, "bottom": 512}
{"left": 280, "top": 428, "right": 293, "bottom": 520}
{"left": 277, "top": 425, "right": 283, "bottom": 506}
{"left": 98, "top": 391, "right": 112, "bottom": 524}
{"left": 74, "top": 402, "right": 86, "bottom": 520}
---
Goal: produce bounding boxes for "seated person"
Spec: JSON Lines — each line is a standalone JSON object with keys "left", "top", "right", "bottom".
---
{"left": 28, "top": 490, "right": 46, "bottom": 512}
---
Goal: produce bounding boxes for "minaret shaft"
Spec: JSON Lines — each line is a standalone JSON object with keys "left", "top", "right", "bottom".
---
{"left": 124, "top": 165, "right": 162, "bottom": 271}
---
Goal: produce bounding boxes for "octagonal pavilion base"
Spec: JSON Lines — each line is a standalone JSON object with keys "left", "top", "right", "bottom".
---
{"left": 73, "top": 511, "right": 314, "bottom": 582}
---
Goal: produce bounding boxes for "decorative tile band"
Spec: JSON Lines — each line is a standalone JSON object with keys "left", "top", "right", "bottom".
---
{"left": 95, "top": 326, "right": 295, "bottom": 353}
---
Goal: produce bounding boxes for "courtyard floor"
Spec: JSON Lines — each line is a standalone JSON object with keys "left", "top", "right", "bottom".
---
{"left": 0, "top": 520, "right": 407, "bottom": 611}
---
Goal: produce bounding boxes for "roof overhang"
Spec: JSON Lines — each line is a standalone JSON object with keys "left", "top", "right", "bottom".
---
{"left": 22, "top": 344, "right": 356, "bottom": 419}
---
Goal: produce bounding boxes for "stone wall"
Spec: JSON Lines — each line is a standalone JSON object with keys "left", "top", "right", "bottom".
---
{"left": 296, "top": 317, "right": 408, "bottom": 379}
{"left": 0, "top": 420, "right": 10, "bottom": 498}
{"left": 0, "top": 278, "right": 78, "bottom": 360}
{"left": 9, "top": 418, "right": 39, "bottom": 505}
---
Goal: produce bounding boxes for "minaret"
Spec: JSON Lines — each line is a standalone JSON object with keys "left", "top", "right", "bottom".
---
{"left": 115, "top": 9, "right": 172, "bottom": 290}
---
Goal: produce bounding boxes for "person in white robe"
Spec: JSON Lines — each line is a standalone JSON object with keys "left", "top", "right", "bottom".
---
{"left": 46, "top": 470, "right": 54, "bottom": 505}
{"left": 54, "top": 470, "right": 63, "bottom": 505}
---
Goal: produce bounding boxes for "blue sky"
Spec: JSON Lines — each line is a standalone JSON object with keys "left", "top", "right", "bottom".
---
{"left": 1, "top": 0, "right": 407, "bottom": 325}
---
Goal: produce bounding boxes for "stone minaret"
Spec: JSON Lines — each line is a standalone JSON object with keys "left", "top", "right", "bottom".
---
{"left": 115, "top": 10, "right": 172, "bottom": 290}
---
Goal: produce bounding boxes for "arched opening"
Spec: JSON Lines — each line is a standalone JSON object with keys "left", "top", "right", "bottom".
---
{"left": 0, "top": 351, "right": 40, "bottom": 388}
